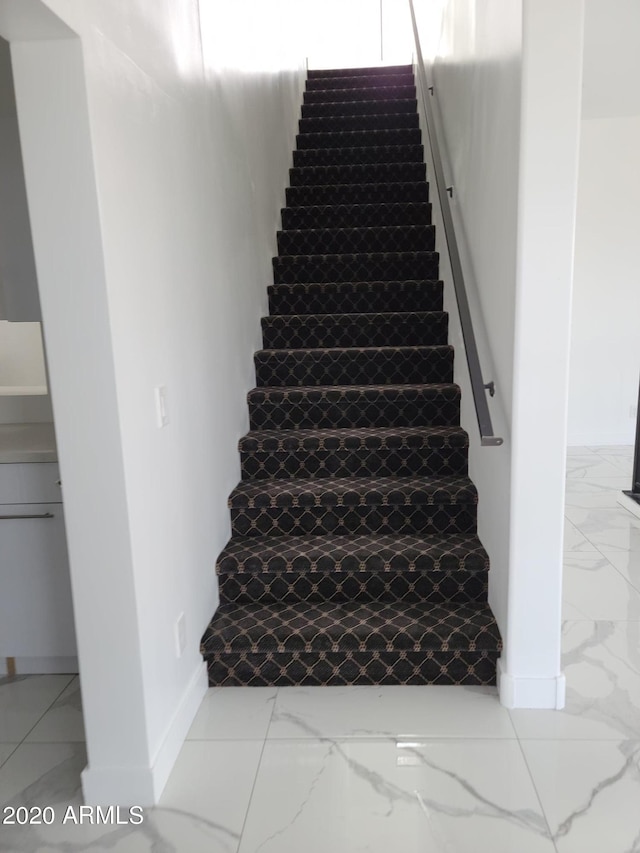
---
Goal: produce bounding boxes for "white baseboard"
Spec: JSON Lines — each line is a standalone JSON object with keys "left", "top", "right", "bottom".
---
{"left": 82, "top": 661, "right": 208, "bottom": 806}
{"left": 497, "top": 658, "right": 566, "bottom": 709}
{"left": 1, "top": 656, "right": 79, "bottom": 676}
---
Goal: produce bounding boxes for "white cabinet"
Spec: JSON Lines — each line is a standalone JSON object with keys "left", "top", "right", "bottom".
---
{"left": 0, "top": 462, "right": 77, "bottom": 669}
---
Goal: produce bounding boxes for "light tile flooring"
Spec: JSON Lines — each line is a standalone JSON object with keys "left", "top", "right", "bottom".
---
{"left": 2, "top": 445, "right": 640, "bottom": 852}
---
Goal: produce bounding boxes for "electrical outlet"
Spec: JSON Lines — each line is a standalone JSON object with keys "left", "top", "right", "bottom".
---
{"left": 175, "top": 612, "right": 186, "bottom": 658}
{"left": 155, "top": 385, "right": 169, "bottom": 428}
{"left": 631, "top": 404, "right": 637, "bottom": 420}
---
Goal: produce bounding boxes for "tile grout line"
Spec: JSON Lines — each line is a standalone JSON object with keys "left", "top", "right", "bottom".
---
{"left": 12, "top": 674, "right": 77, "bottom": 748}
{"left": 233, "top": 687, "right": 280, "bottom": 851}
{"left": 513, "top": 735, "right": 560, "bottom": 853}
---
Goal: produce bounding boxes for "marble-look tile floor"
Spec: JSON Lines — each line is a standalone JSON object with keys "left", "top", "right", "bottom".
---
{"left": 2, "top": 445, "right": 640, "bottom": 852}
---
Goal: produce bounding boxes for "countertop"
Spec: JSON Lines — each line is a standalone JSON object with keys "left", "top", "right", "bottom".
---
{"left": 0, "top": 422, "right": 58, "bottom": 463}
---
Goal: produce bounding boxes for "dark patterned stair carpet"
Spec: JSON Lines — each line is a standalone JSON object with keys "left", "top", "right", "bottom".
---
{"left": 201, "top": 64, "right": 502, "bottom": 686}
{"left": 301, "top": 98, "right": 418, "bottom": 118}
{"left": 299, "top": 113, "right": 419, "bottom": 133}
{"left": 201, "top": 601, "right": 500, "bottom": 687}
{"left": 276, "top": 225, "right": 435, "bottom": 256}
{"left": 281, "top": 202, "right": 432, "bottom": 230}
{"left": 247, "top": 383, "right": 461, "bottom": 430}
{"left": 305, "top": 73, "right": 415, "bottom": 91}
{"left": 289, "top": 161, "right": 426, "bottom": 186}
{"left": 303, "top": 86, "right": 416, "bottom": 104}
{"left": 260, "top": 310, "right": 447, "bottom": 349}
{"left": 296, "top": 127, "right": 422, "bottom": 149}
{"left": 268, "top": 280, "right": 443, "bottom": 314}
{"left": 286, "top": 181, "right": 429, "bottom": 207}
{"left": 293, "top": 144, "right": 425, "bottom": 167}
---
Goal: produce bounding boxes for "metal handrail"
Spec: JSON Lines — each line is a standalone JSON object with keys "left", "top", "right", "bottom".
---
{"left": 408, "top": 0, "right": 503, "bottom": 447}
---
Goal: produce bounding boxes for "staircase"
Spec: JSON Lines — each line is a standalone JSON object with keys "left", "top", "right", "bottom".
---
{"left": 201, "top": 64, "right": 502, "bottom": 687}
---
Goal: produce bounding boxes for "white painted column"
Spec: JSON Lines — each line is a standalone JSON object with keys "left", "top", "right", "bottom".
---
{"left": 10, "top": 32, "right": 155, "bottom": 803}
{"left": 498, "top": 0, "right": 585, "bottom": 708}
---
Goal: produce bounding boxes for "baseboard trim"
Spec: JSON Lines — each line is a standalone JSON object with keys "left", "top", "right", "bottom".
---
{"left": 0, "top": 656, "right": 79, "bottom": 676}
{"left": 148, "top": 660, "right": 208, "bottom": 801}
{"left": 497, "top": 658, "right": 566, "bottom": 709}
{"left": 82, "top": 661, "right": 208, "bottom": 806}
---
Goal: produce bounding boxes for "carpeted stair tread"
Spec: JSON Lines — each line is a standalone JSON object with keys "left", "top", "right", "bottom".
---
{"left": 268, "top": 280, "right": 443, "bottom": 315}
{"left": 239, "top": 425, "right": 468, "bottom": 480}
{"left": 218, "top": 532, "right": 488, "bottom": 575}
{"left": 303, "top": 86, "right": 416, "bottom": 104}
{"left": 254, "top": 345, "right": 453, "bottom": 386}
{"left": 302, "top": 99, "right": 417, "bottom": 119}
{"left": 276, "top": 225, "right": 434, "bottom": 256}
{"left": 293, "top": 145, "right": 425, "bottom": 168}
{"left": 247, "top": 383, "right": 461, "bottom": 430}
{"left": 217, "top": 533, "right": 488, "bottom": 606}
{"left": 286, "top": 182, "right": 429, "bottom": 206}
{"left": 308, "top": 64, "right": 413, "bottom": 79}
{"left": 229, "top": 474, "right": 477, "bottom": 509}
{"left": 296, "top": 127, "right": 422, "bottom": 149}
{"left": 260, "top": 310, "right": 447, "bottom": 349}
{"left": 299, "top": 113, "right": 419, "bottom": 134}
{"left": 289, "top": 162, "right": 426, "bottom": 187}
{"left": 281, "top": 202, "right": 431, "bottom": 230}
{"left": 306, "top": 73, "right": 414, "bottom": 91}
{"left": 201, "top": 600, "right": 501, "bottom": 653}
{"left": 272, "top": 251, "right": 439, "bottom": 284}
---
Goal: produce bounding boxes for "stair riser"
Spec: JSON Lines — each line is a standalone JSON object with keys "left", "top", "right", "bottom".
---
{"left": 272, "top": 252, "right": 439, "bottom": 284}
{"left": 230, "top": 504, "right": 477, "bottom": 537}
{"left": 206, "top": 651, "right": 498, "bottom": 686}
{"left": 281, "top": 203, "right": 432, "bottom": 230}
{"left": 261, "top": 313, "right": 447, "bottom": 349}
{"left": 248, "top": 387, "right": 460, "bottom": 430}
{"left": 304, "top": 86, "right": 416, "bottom": 103}
{"left": 212, "top": 651, "right": 498, "bottom": 686}
{"left": 308, "top": 65, "right": 412, "bottom": 79}
{"left": 296, "top": 128, "right": 421, "bottom": 149}
{"left": 218, "top": 571, "right": 487, "bottom": 605}
{"left": 289, "top": 163, "right": 426, "bottom": 187}
{"left": 240, "top": 447, "right": 468, "bottom": 480}
{"left": 305, "top": 74, "right": 415, "bottom": 92}
{"left": 306, "top": 73, "right": 414, "bottom": 91}
{"left": 301, "top": 99, "right": 417, "bottom": 118}
{"left": 276, "top": 226, "right": 434, "bottom": 256}
{"left": 293, "top": 145, "right": 424, "bottom": 167}
{"left": 254, "top": 348, "right": 453, "bottom": 387}
{"left": 268, "top": 281, "right": 443, "bottom": 315}
{"left": 286, "top": 183, "right": 429, "bottom": 207}
{"left": 299, "top": 114, "right": 419, "bottom": 133}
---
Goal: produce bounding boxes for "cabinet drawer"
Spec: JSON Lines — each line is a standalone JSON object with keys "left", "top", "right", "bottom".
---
{"left": 0, "top": 462, "right": 62, "bottom": 504}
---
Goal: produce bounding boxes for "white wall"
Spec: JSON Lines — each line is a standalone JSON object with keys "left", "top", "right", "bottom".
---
{"left": 411, "top": 0, "right": 584, "bottom": 708}
{"left": 3, "top": 0, "right": 304, "bottom": 805}
{"left": 0, "top": 319, "right": 46, "bottom": 386}
{"left": 582, "top": 0, "right": 640, "bottom": 121}
{"left": 303, "top": 0, "right": 412, "bottom": 69}
{"left": 567, "top": 0, "right": 640, "bottom": 447}
{"left": 0, "top": 36, "right": 40, "bottom": 321}
{"left": 0, "top": 36, "right": 49, "bottom": 421}
{"left": 506, "top": 0, "right": 584, "bottom": 708}
{"left": 568, "top": 116, "right": 640, "bottom": 445}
